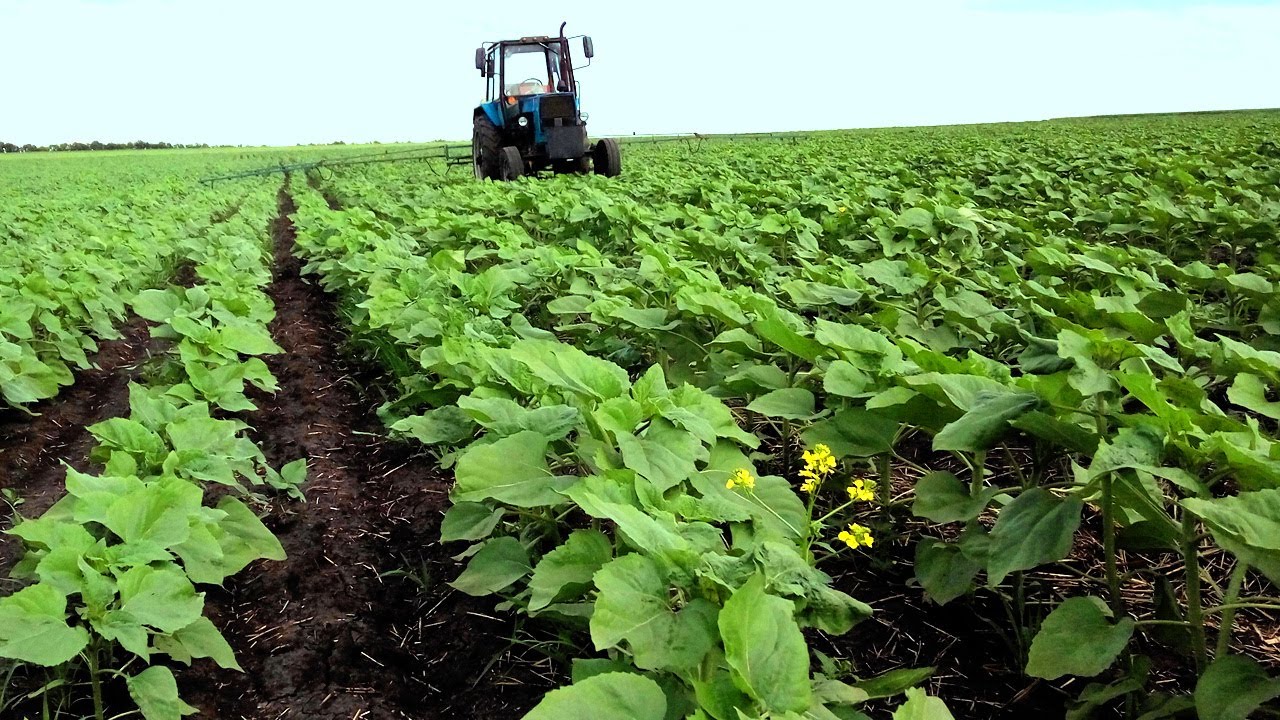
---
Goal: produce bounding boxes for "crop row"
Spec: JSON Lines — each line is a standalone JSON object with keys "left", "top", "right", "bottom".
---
{"left": 0, "top": 186, "right": 305, "bottom": 719}
{"left": 289, "top": 172, "right": 955, "bottom": 719}
{"left": 297, "top": 114, "right": 1280, "bottom": 718}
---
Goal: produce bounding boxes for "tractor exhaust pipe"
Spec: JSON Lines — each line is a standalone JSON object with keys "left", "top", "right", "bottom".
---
{"left": 559, "top": 21, "right": 567, "bottom": 38}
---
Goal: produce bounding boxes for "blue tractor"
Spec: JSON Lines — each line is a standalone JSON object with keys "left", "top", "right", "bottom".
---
{"left": 472, "top": 24, "right": 620, "bottom": 180}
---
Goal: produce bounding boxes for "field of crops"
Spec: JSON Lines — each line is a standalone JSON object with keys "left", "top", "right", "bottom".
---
{"left": 2, "top": 112, "right": 1279, "bottom": 720}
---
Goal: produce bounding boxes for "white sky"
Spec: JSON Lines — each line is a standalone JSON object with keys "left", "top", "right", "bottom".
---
{"left": 2, "top": 0, "right": 1279, "bottom": 146}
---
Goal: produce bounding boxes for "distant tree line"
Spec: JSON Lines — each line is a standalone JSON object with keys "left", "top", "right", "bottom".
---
{"left": 0, "top": 140, "right": 213, "bottom": 153}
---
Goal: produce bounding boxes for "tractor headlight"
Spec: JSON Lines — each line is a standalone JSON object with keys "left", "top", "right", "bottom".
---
{"left": 517, "top": 116, "right": 529, "bottom": 127}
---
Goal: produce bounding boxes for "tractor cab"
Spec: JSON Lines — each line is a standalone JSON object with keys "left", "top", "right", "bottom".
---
{"left": 472, "top": 25, "right": 619, "bottom": 180}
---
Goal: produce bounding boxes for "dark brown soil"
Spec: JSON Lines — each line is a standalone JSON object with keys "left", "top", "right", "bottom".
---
{"left": 179, "top": 185, "right": 553, "bottom": 720}
{"left": 0, "top": 317, "right": 156, "bottom": 577}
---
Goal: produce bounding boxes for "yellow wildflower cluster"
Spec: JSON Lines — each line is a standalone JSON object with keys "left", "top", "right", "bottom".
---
{"left": 837, "top": 523, "right": 874, "bottom": 550}
{"left": 847, "top": 478, "right": 878, "bottom": 503}
{"left": 799, "top": 444, "right": 837, "bottom": 494}
{"left": 726, "top": 468, "right": 755, "bottom": 492}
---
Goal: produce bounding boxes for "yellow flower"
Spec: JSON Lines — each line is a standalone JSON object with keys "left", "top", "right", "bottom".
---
{"left": 838, "top": 206, "right": 847, "bottom": 213}
{"left": 836, "top": 523, "right": 874, "bottom": 550}
{"left": 726, "top": 468, "right": 755, "bottom": 492}
{"left": 847, "top": 478, "right": 877, "bottom": 503}
{"left": 798, "top": 444, "right": 837, "bottom": 493}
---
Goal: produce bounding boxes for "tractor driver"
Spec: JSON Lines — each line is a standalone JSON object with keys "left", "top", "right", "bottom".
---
{"left": 517, "top": 78, "right": 548, "bottom": 95}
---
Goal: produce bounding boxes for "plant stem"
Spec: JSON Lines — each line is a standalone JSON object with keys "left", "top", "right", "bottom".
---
{"left": 1101, "top": 471, "right": 1123, "bottom": 617}
{"left": 782, "top": 418, "right": 793, "bottom": 475}
{"left": 1182, "top": 511, "right": 1208, "bottom": 672}
{"left": 86, "top": 643, "right": 105, "bottom": 720}
{"left": 1205, "top": 602, "right": 1280, "bottom": 614}
{"left": 1216, "top": 561, "right": 1249, "bottom": 658}
{"left": 814, "top": 499, "right": 854, "bottom": 525}
{"left": 970, "top": 450, "right": 986, "bottom": 497}
{"left": 1003, "top": 443, "right": 1029, "bottom": 489}
{"left": 877, "top": 453, "right": 892, "bottom": 518}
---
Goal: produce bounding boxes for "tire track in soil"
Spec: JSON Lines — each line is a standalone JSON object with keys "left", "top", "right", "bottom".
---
{"left": 182, "top": 185, "right": 553, "bottom": 720}
{"left": 0, "top": 317, "right": 158, "bottom": 577}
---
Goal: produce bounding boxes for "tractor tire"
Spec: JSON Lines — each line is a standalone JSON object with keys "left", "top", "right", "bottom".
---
{"left": 472, "top": 115, "right": 501, "bottom": 180}
{"left": 592, "top": 137, "right": 621, "bottom": 177}
{"left": 499, "top": 146, "right": 525, "bottom": 181}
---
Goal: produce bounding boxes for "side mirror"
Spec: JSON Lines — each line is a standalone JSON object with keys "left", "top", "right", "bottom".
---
{"left": 475, "top": 47, "right": 486, "bottom": 72}
{"left": 583, "top": 36, "right": 594, "bottom": 59}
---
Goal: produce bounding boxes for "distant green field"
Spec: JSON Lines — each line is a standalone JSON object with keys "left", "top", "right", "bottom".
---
{"left": 3, "top": 109, "right": 1279, "bottom": 720}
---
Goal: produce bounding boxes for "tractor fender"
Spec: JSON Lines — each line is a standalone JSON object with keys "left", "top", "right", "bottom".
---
{"left": 476, "top": 102, "right": 505, "bottom": 129}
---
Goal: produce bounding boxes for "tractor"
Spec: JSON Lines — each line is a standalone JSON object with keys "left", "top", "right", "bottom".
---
{"left": 472, "top": 23, "right": 620, "bottom": 180}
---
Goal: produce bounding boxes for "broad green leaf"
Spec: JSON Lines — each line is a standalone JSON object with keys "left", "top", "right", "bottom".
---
{"left": 528, "top": 528, "right": 612, "bottom": 611}
{"left": 117, "top": 565, "right": 205, "bottom": 633}
{"left": 509, "top": 339, "right": 631, "bottom": 401}
{"left": 160, "top": 617, "right": 241, "bottom": 671}
{"left": 391, "top": 405, "right": 475, "bottom": 445}
{"left": 1195, "top": 655, "right": 1280, "bottom": 720}
{"left": 911, "top": 471, "right": 997, "bottom": 524}
{"left": 711, "top": 328, "right": 763, "bottom": 354}
{"left": 0, "top": 584, "right": 90, "bottom": 666}
{"left": 891, "top": 688, "right": 955, "bottom": 720}
{"left": 751, "top": 542, "right": 871, "bottom": 634}
{"left": 89, "top": 417, "right": 167, "bottom": 459}
{"left": 618, "top": 419, "right": 705, "bottom": 491}
{"left": 1010, "top": 411, "right": 1098, "bottom": 455}
{"left": 719, "top": 574, "right": 811, "bottom": 712}
{"left": 824, "top": 360, "right": 871, "bottom": 398}
{"left": 210, "top": 496, "right": 286, "bottom": 576}
{"left": 591, "top": 554, "right": 718, "bottom": 671}
{"left": 126, "top": 666, "right": 198, "bottom": 720}
{"left": 932, "top": 391, "right": 1039, "bottom": 452}
{"left": 746, "top": 388, "right": 816, "bottom": 420}
{"left": 452, "top": 431, "right": 574, "bottom": 507}
{"left": 801, "top": 408, "right": 897, "bottom": 459}
{"left": 1227, "top": 373, "right": 1280, "bottom": 421}
{"left": 457, "top": 395, "right": 582, "bottom": 440}
{"left": 814, "top": 320, "right": 903, "bottom": 373}
{"left": 986, "top": 488, "right": 1083, "bottom": 585}
{"left": 521, "top": 672, "right": 667, "bottom": 720}
{"left": 750, "top": 302, "right": 825, "bottom": 361}
{"left": 855, "top": 666, "right": 936, "bottom": 700}
{"left": 103, "top": 479, "right": 197, "bottom": 549}
{"left": 569, "top": 481, "right": 696, "bottom": 563}
{"left": 93, "top": 609, "right": 150, "bottom": 660}
{"left": 1182, "top": 489, "right": 1280, "bottom": 551}
{"left": 570, "top": 656, "right": 634, "bottom": 683}
{"left": 132, "top": 289, "right": 181, "bottom": 322}
{"left": 449, "top": 536, "right": 530, "bottom": 596}
{"left": 1087, "top": 425, "right": 1164, "bottom": 478}
{"left": 1025, "top": 596, "right": 1134, "bottom": 680}
{"left": 914, "top": 539, "right": 979, "bottom": 605}
{"left": 440, "top": 502, "right": 505, "bottom": 542}
{"left": 690, "top": 468, "right": 807, "bottom": 542}
{"left": 218, "top": 323, "right": 281, "bottom": 356}
{"left": 1018, "top": 336, "right": 1074, "bottom": 375}
{"left": 1183, "top": 489, "right": 1280, "bottom": 584}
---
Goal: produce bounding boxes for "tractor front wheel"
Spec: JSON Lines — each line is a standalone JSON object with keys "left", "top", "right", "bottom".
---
{"left": 499, "top": 146, "right": 525, "bottom": 181}
{"left": 472, "top": 115, "right": 501, "bottom": 180}
{"left": 592, "top": 138, "right": 621, "bottom": 177}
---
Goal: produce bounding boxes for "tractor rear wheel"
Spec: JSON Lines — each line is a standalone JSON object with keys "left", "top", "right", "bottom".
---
{"left": 472, "top": 115, "right": 501, "bottom": 180}
{"left": 499, "top": 146, "right": 525, "bottom": 181}
{"left": 592, "top": 137, "right": 621, "bottom": 177}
